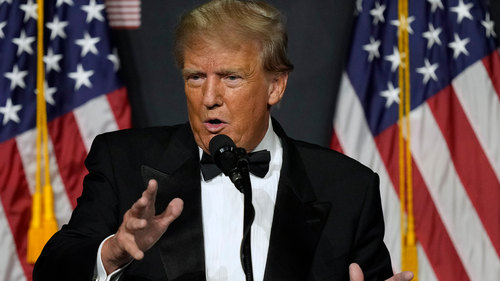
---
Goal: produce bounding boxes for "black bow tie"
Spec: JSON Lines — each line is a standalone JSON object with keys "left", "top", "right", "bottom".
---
{"left": 200, "top": 150, "right": 271, "bottom": 181}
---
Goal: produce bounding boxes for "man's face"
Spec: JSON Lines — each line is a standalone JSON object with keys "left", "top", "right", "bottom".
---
{"left": 183, "top": 40, "right": 287, "bottom": 153}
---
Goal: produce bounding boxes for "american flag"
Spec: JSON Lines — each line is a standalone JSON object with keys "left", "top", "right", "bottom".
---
{"left": 0, "top": 0, "right": 130, "bottom": 280}
{"left": 332, "top": 0, "right": 500, "bottom": 280}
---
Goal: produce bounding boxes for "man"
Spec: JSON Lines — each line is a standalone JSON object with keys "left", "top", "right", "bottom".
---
{"left": 34, "top": 0, "right": 413, "bottom": 280}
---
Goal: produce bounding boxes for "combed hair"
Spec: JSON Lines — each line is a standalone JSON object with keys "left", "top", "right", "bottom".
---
{"left": 174, "top": 0, "right": 294, "bottom": 74}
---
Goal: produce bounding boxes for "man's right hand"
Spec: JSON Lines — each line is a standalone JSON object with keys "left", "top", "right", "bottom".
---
{"left": 101, "top": 179, "right": 184, "bottom": 274}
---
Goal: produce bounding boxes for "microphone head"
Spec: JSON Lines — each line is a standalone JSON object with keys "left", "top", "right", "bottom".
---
{"left": 209, "top": 134, "right": 237, "bottom": 174}
{"left": 209, "top": 134, "right": 235, "bottom": 156}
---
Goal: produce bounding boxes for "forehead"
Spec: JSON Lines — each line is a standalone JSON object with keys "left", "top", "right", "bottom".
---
{"left": 183, "top": 38, "right": 263, "bottom": 70}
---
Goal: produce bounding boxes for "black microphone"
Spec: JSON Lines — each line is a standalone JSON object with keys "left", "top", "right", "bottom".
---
{"left": 209, "top": 134, "right": 249, "bottom": 192}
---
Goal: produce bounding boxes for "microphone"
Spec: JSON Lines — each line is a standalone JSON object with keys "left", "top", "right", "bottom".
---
{"left": 209, "top": 134, "right": 249, "bottom": 192}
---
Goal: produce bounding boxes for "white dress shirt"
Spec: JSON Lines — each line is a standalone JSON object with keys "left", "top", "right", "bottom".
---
{"left": 94, "top": 119, "right": 282, "bottom": 281}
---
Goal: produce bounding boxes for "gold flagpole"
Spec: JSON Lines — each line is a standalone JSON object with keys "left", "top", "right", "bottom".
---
{"left": 27, "top": 0, "right": 58, "bottom": 264}
{"left": 397, "top": 0, "right": 418, "bottom": 279}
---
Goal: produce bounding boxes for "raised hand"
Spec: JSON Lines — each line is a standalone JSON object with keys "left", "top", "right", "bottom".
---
{"left": 102, "top": 179, "right": 184, "bottom": 273}
{"left": 349, "top": 263, "right": 414, "bottom": 281}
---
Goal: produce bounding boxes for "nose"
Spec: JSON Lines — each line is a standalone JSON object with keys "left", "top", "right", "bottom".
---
{"left": 202, "top": 75, "right": 223, "bottom": 109}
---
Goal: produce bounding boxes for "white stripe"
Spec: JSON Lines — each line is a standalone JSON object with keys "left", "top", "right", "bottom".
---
{"left": 15, "top": 129, "right": 74, "bottom": 227}
{"left": 107, "top": 14, "right": 140, "bottom": 20}
{"left": 106, "top": 7, "right": 140, "bottom": 13}
{"left": 73, "top": 95, "right": 119, "bottom": 152}
{"left": 15, "top": 129, "right": 39, "bottom": 195}
{"left": 109, "top": 20, "right": 141, "bottom": 27}
{"left": 0, "top": 202, "right": 27, "bottom": 281}
{"left": 452, "top": 59, "right": 500, "bottom": 183}
{"left": 410, "top": 103, "right": 500, "bottom": 281}
{"left": 417, "top": 242, "right": 438, "bottom": 281}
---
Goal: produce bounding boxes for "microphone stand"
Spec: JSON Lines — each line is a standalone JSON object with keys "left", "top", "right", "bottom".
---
{"left": 234, "top": 148, "right": 255, "bottom": 281}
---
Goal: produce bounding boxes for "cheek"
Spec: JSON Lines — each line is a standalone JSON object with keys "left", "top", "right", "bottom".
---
{"left": 185, "top": 88, "right": 197, "bottom": 104}
{"left": 185, "top": 90, "right": 202, "bottom": 113}
{"left": 232, "top": 97, "right": 268, "bottom": 128}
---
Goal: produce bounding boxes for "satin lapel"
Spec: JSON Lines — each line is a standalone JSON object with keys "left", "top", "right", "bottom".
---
{"left": 264, "top": 120, "right": 332, "bottom": 280}
{"left": 141, "top": 123, "right": 206, "bottom": 281}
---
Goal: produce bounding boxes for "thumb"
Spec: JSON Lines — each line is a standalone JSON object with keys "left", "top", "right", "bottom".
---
{"left": 349, "top": 263, "right": 364, "bottom": 281}
{"left": 161, "top": 198, "right": 184, "bottom": 225}
{"left": 391, "top": 271, "right": 415, "bottom": 281}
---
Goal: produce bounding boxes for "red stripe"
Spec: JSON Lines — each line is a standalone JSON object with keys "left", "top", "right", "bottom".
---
{"left": 47, "top": 113, "right": 87, "bottom": 208}
{"left": 482, "top": 51, "right": 500, "bottom": 100}
{"left": 109, "top": 26, "right": 140, "bottom": 30}
{"left": 428, "top": 85, "right": 500, "bottom": 257}
{"left": 0, "top": 139, "right": 34, "bottom": 279}
{"left": 374, "top": 123, "right": 470, "bottom": 281}
{"left": 106, "top": 0, "right": 140, "bottom": 4}
{"left": 329, "top": 131, "right": 344, "bottom": 154}
{"left": 106, "top": 87, "right": 132, "bottom": 130}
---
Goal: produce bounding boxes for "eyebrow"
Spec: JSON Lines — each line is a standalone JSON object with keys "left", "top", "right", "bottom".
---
{"left": 182, "top": 68, "right": 203, "bottom": 77}
{"left": 216, "top": 69, "right": 240, "bottom": 76}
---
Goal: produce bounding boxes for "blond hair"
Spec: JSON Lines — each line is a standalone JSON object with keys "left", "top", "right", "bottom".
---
{"left": 174, "top": 0, "right": 294, "bottom": 74}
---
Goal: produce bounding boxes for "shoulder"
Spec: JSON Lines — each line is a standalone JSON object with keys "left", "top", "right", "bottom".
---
{"left": 290, "top": 138, "right": 374, "bottom": 176}
{"left": 92, "top": 124, "right": 187, "bottom": 148}
{"left": 272, "top": 117, "right": 373, "bottom": 178}
{"left": 97, "top": 124, "right": 185, "bottom": 141}
{"left": 85, "top": 124, "right": 192, "bottom": 165}
{"left": 285, "top": 136, "right": 379, "bottom": 202}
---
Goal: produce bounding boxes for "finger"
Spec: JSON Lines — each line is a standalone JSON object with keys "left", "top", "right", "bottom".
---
{"left": 120, "top": 236, "right": 145, "bottom": 260}
{"left": 124, "top": 218, "right": 147, "bottom": 231}
{"left": 349, "top": 263, "right": 364, "bottom": 281}
{"left": 392, "top": 271, "right": 414, "bottom": 281}
{"left": 136, "top": 180, "right": 159, "bottom": 209}
{"left": 143, "top": 179, "right": 158, "bottom": 201}
{"left": 129, "top": 180, "right": 158, "bottom": 217}
{"left": 128, "top": 196, "right": 149, "bottom": 217}
{"left": 403, "top": 271, "right": 415, "bottom": 281}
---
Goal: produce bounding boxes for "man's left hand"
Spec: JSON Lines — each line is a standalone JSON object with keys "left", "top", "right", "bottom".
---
{"left": 349, "top": 263, "right": 414, "bottom": 281}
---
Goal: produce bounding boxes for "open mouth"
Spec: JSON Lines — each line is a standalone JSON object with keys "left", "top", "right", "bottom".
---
{"left": 208, "top": 119, "right": 222, "bottom": 125}
{"left": 204, "top": 119, "right": 226, "bottom": 132}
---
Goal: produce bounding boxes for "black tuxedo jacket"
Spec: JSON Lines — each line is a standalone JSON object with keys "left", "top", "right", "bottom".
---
{"left": 33, "top": 119, "right": 392, "bottom": 281}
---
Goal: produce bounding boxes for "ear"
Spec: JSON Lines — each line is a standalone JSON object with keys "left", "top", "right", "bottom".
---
{"left": 268, "top": 72, "right": 288, "bottom": 106}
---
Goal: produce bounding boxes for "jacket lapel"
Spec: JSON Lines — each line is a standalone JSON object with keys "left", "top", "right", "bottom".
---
{"left": 141, "top": 123, "right": 206, "bottom": 281}
{"left": 264, "top": 120, "right": 332, "bottom": 280}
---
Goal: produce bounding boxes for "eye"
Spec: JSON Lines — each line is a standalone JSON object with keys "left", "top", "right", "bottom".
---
{"left": 186, "top": 74, "right": 205, "bottom": 87}
{"left": 224, "top": 74, "right": 242, "bottom": 84}
{"left": 224, "top": 75, "right": 242, "bottom": 87}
